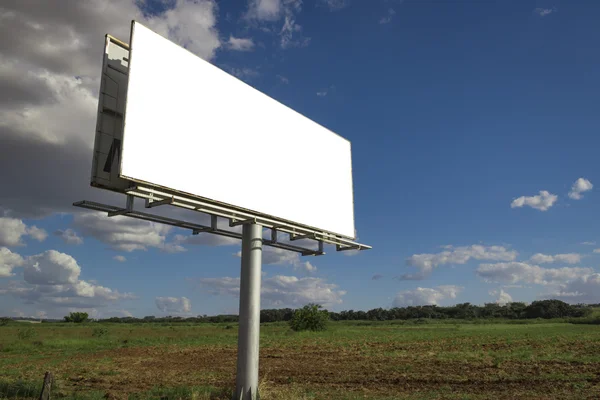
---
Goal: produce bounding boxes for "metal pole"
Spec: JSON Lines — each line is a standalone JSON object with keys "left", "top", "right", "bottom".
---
{"left": 235, "top": 223, "right": 262, "bottom": 400}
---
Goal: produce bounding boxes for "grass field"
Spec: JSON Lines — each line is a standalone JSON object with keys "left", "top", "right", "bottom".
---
{"left": 1, "top": 319, "right": 600, "bottom": 399}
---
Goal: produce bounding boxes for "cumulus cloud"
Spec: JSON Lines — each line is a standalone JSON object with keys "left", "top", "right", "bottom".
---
{"left": 173, "top": 232, "right": 240, "bottom": 248}
{"left": 402, "top": 245, "right": 517, "bottom": 280}
{"left": 245, "top": 0, "right": 309, "bottom": 49}
{"left": 276, "top": 74, "right": 289, "bottom": 84}
{"left": 54, "top": 229, "right": 83, "bottom": 245}
{"left": 393, "top": 285, "right": 462, "bottom": 307}
{"left": 476, "top": 262, "right": 593, "bottom": 285}
{"left": 0, "top": 249, "right": 134, "bottom": 309}
{"left": 113, "top": 255, "right": 126, "bottom": 262}
{"left": 529, "top": 253, "right": 581, "bottom": 265}
{"left": 534, "top": 7, "right": 556, "bottom": 17}
{"left": 568, "top": 178, "right": 593, "bottom": 200}
{"left": 227, "top": 35, "right": 255, "bottom": 51}
{"left": 221, "top": 65, "right": 260, "bottom": 82}
{"left": 594, "top": 249, "right": 600, "bottom": 254}
{"left": 196, "top": 274, "right": 345, "bottom": 307}
{"left": 246, "top": 0, "right": 283, "bottom": 21}
{"left": 319, "top": 0, "right": 348, "bottom": 11}
{"left": 489, "top": 289, "right": 513, "bottom": 305}
{"left": 0, "top": 247, "right": 24, "bottom": 277}
{"left": 511, "top": 190, "right": 558, "bottom": 211}
{"left": 296, "top": 261, "right": 317, "bottom": 274}
{"left": 540, "top": 273, "right": 600, "bottom": 304}
{"left": 0, "top": 217, "right": 47, "bottom": 246}
{"left": 155, "top": 296, "right": 192, "bottom": 314}
{"left": 73, "top": 211, "right": 181, "bottom": 252}
{"left": 379, "top": 8, "right": 396, "bottom": 24}
{"left": 234, "top": 246, "right": 318, "bottom": 274}
{"left": 0, "top": 0, "right": 221, "bottom": 218}
{"left": 24, "top": 250, "right": 81, "bottom": 285}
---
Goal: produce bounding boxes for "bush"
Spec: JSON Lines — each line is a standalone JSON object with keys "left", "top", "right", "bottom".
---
{"left": 289, "top": 304, "right": 329, "bottom": 332}
{"left": 0, "top": 317, "right": 11, "bottom": 326}
{"left": 17, "top": 328, "right": 37, "bottom": 340}
{"left": 92, "top": 326, "right": 109, "bottom": 337}
{"left": 64, "top": 312, "right": 89, "bottom": 323}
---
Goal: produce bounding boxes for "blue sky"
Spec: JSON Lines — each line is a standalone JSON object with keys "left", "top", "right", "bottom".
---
{"left": 1, "top": 0, "right": 599, "bottom": 319}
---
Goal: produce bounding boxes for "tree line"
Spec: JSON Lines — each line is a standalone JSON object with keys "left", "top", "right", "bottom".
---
{"left": 87, "top": 300, "right": 597, "bottom": 324}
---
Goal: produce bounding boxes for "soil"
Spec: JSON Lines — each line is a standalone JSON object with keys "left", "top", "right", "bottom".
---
{"left": 33, "top": 342, "right": 600, "bottom": 399}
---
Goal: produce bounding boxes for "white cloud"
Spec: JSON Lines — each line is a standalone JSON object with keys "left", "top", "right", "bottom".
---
{"left": 316, "top": 85, "right": 336, "bottom": 97}
{"left": 402, "top": 245, "right": 517, "bottom": 280}
{"left": 24, "top": 250, "right": 81, "bottom": 285}
{"left": 234, "top": 246, "right": 317, "bottom": 274}
{"left": 295, "top": 261, "right": 317, "bottom": 274}
{"left": 511, "top": 190, "right": 558, "bottom": 211}
{"left": 489, "top": 289, "right": 513, "bottom": 305}
{"left": 174, "top": 233, "right": 239, "bottom": 248}
{"left": 582, "top": 241, "right": 596, "bottom": 246}
{"left": 529, "top": 253, "right": 581, "bottom": 265}
{"left": 568, "top": 178, "right": 593, "bottom": 200}
{"left": 27, "top": 226, "right": 48, "bottom": 242}
{"left": 280, "top": 14, "right": 309, "bottom": 49}
{"left": 155, "top": 296, "right": 192, "bottom": 314}
{"left": 0, "top": 217, "right": 47, "bottom": 246}
{"left": 262, "top": 247, "right": 299, "bottom": 265}
{"left": 246, "top": 0, "right": 283, "bottom": 21}
{"left": 197, "top": 274, "right": 345, "bottom": 307}
{"left": 319, "top": 0, "right": 348, "bottom": 11}
{"left": 540, "top": 273, "right": 600, "bottom": 304}
{"left": 73, "top": 211, "right": 176, "bottom": 252}
{"left": 227, "top": 36, "right": 255, "bottom": 51}
{"left": 393, "top": 285, "right": 462, "bottom": 307}
{"left": 245, "top": 0, "right": 309, "bottom": 49}
{"left": 113, "top": 255, "right": 126, "bottom": 262}
{"left": 476, "top": 262, "right": 593, "bottom": 285}
{"left": 0, "top": 247, "right": 24, "bottom": 277}
{"left": 534, "top": 7, "right": 556, "bottom": 17}
{"left": 225, "top": 66, "right": 260, "bottom": 80}
{"left": 0, "top": 0, "right": 221, "bottom": 218}
{"left": 276, "top": 74, "right": 289, "bottom": 84}
{"left": 0, "top": 250, "right": 134, "bottom": 309}
{"left": 54, "top": 229, "right": 83, "bottom": 245}
{"left": 594, "top": 249, "right": 600, "bottom": 254}
{"left": 379, "top": 8, "right": 396, "bottom": 24}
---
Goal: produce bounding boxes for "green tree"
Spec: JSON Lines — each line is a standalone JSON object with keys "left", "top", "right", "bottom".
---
{"left": 289, "top": 304, "right": 329, "bottom": 332}
{"left": 524, "top": 300, "right": 577, "bottom": 319}
{"left": 64, "top": 312, "right": 89, "bottom": 323}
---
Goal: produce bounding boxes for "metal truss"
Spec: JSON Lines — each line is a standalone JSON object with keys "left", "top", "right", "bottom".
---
{"left": 74, "top": 184, "right": 371, "bottom": 256}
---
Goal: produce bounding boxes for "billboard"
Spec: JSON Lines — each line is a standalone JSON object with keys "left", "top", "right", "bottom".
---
{"left": 99, "top": 21, "right": 356, "bottom": 239}
{"left": 90, "top": 35, "right": 130, "bottom": 193}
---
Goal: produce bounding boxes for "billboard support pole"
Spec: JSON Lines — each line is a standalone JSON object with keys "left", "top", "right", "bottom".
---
{"left": 235, "top": 223, "right": 263, "bottom": 400}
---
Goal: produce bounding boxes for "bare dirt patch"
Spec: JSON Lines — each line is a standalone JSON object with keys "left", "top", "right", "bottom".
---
{"left": 39, "top": 342, "right": 600, "bottom": 399}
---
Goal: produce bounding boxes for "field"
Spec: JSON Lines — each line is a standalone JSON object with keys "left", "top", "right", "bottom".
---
{"left": 1, "top": 320, "right": 600, "bottom": 399}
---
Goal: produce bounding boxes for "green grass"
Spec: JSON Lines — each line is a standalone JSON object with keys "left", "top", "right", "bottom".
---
{"left": 1, "top": 320, "right": 599, "bottom": 399}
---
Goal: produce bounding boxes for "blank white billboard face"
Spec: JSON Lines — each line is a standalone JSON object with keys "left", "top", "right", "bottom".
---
{"left": 120, "top": 22, "right": 355, "bottom": 238}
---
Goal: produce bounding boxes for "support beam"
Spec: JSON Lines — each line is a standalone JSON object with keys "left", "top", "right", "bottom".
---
{"left": 145, "top": 196, "right": 174, "bottom": 208}
{"left": 235, "top": 223, "right": 262, "bottom": 400}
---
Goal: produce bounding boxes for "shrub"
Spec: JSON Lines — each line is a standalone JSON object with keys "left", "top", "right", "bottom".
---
{"left": 0, "top": 317, "right": 11, "bottom": 326}
{"left": 17, "top": 328, "right": 37, "bottom": 340}
{"left": 64, "top": 312, "right": 89, "bottom": 323}
{"left": 289, "top": 304, "right": 329, "bottom": 332}
{"left": 92, "top": 327, "right": 109, "bottom": 337}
